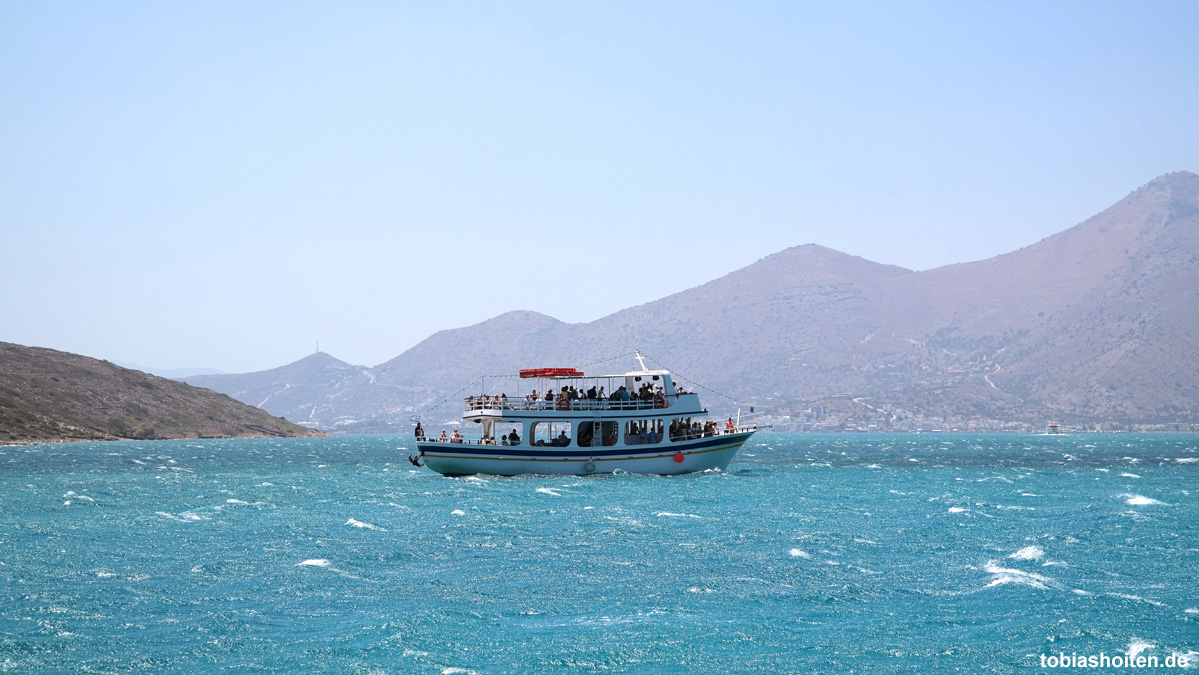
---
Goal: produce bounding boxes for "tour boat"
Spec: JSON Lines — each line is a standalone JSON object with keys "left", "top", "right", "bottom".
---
{"left": 409, "top": 352, "right": 756, "bottom": 476}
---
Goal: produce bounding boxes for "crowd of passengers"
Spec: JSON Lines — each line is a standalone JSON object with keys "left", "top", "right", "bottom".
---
{"left": 466, "top": 382, "right": 688, "bottom": 411}
{"left": 669, "top": 417, "right": 737, "bottom": 441}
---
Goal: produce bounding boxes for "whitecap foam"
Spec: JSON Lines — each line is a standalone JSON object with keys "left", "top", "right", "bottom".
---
{"left": 948, "top": 507, "right": 967, "bottom": 513}
{"left": 451, "top": 509, "right": 466, "bottom": 516}
{"left": 156, "top": 511, "right": 209, "bottom": 522}
{"left": 1121, "top": 473, "right": 1141, "bottom": 478}
{"left": 442, "top": 668, "right": 479, "bottom": 675}
{"left": 1009, "top": 545, "right": 1044, "bottom": 561}
{"left": 536, "top": 487, "right": 561, "bottom": 497}
{"left": 655, "top": 512, "right": 701, "bottom": 519}
{"left": 1185, "top": 608, "right": 1198, "bottom": 614}
{"left": 346, "top": 518, "right": 386, "bottom": 531}
{"left": 1120, "top": 493, "right": 1168, "bottom": 506}
{"left": 296, "top": 559, "right": 330, "bottom": 567}
{"left": 1175, "top": 457, "right": 1199, "bottom": 464}
{"left": 1128, "top": 639, "right": 1155, "bottom": 659}
{"left": 789, "top": 548, "right": 811, "bottom": 559}
{"left": 1109, "top": 593, "right": 1166, "bottom": 607}
{"left": 983, "top": 561, "right": 1053, "bottom": 589}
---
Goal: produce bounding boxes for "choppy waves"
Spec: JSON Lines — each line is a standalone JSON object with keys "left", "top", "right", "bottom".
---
{"left": 2, "top": 433, "right": 1196, "bottom": 673}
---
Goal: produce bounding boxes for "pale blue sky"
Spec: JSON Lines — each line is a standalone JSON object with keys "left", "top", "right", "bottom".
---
{"left": 3, "top": 1, "right": 1197, "bottom": 373}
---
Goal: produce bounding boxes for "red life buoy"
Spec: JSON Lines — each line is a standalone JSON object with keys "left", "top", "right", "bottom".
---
{"left": 556, "top": 398, "right": 571, "bottom": 411}
{"left": 673, "top": 452, "right": 685, "bottom": 463}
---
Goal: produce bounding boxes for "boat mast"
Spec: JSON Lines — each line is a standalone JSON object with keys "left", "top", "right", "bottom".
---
{"left": 634, "top": 349, "right": 648, "bottom": 372}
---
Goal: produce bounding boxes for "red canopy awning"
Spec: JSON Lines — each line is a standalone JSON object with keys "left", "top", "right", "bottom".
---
{"left": 519, "top": 368, "right": 584, "bottom": 379}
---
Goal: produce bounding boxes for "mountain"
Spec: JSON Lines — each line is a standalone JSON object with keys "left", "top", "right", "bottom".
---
{"left": 0, "top": 342, "right": 327, "bottom": 444}
{"left": 190, "top": 171, "right": 1199, "bottom": 428}
{"left": 184, "top": 351, "right": 434, "bottom": 431}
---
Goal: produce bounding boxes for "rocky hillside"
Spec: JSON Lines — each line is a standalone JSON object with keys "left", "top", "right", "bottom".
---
{"left": 189, "top": 171, "right": 1199, "bottom": 427}
{"left": 0, "top": 342, "right": 328, "bottom": 444}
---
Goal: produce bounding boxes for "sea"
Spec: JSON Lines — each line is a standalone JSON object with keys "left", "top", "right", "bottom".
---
{"left": 1, "top": 433, "right": 1195, "bottom": 674}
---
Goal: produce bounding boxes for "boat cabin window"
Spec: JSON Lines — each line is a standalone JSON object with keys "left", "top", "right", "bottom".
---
{"left": 529, "top": 421, "right": 572, "bottom": 447}
{"left": 623, "top": 419, "right": 664, "bottom": 445}
{"left": 669, "top": 417, "right": 696, "bottom": 442}
{"left": 492, "top": 422, "right": 523, "bottom": 446}
{"left": 575, "top": 421, "right": 618, "bottom": 447}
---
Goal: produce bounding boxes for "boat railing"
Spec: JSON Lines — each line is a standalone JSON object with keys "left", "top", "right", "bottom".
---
{"left": 463, "top": 395, "right": 686, "bottom": 414}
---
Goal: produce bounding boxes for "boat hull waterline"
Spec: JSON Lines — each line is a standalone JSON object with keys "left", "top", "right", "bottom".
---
{"left": 418, "top": 433, "right": 752, "bottom": 477}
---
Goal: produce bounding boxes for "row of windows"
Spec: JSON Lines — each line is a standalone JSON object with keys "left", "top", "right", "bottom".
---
{"left": 484, "top": 418, "right": 702, "bottom": 448}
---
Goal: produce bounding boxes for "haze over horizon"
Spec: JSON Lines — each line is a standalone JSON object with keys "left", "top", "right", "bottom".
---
{"left": 3, "top": 2, "right": 1198, "bottom": 373}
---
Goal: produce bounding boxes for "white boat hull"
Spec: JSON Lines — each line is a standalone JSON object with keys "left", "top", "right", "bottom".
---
{"left": 417, "top": 432, "right": 753, "bottom": 477}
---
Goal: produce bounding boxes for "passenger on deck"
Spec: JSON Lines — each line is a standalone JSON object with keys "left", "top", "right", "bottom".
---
{"left": 501, "top": 435, "right": 509, "bottom": 445}
{"left": 586, "top": 386, "right": 597, "bottom": 399}
{"left": 508, "top": 430, "right": 520, "bottom": 445}
{"left": 439, "top": 429, "right": 447, "bottom": 442}
{"left": 451, "top": 430, "right": 463, "bottom": 443}
{"left": 598, "top": 386, "right": 605, "bottom": 400}
{"left": 556, "top": 430, "right": 570, "bottom": 446}
{"left": 414, "top": 422, "right": 424, "bottom": 440}
{"left": 726, "top": 418, "right": 735, "bottom": 432}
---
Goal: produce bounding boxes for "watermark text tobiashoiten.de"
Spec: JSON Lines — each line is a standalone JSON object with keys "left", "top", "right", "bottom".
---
{"left": 1040, "top": 652, "right": 1190, "bottom": 668}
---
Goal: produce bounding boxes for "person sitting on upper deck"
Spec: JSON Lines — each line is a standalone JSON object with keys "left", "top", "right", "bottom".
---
{"left": 501, "top": 393, "right": 508, "bottom": 407}
{"left": 544, "top": 390, "right": 553, "bottom": 401}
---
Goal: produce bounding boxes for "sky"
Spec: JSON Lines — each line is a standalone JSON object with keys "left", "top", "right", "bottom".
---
{"left": 3, "top": 1, "right": 1197, "bottom": 374}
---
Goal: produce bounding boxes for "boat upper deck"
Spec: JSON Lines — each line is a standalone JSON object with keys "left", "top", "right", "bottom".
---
{"left": 463, "top": 356, "right": 709, "bottom": 421}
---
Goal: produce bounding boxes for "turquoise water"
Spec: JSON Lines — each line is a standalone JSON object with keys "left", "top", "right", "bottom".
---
{"left": 1, "top": 434, "right": 1196, "bottom": 673}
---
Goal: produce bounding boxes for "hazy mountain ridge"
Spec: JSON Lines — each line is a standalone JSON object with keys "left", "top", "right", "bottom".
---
{"left": 188, "top": 171, "right": 1199, "bottom": 427}
{"left": 0, "top": 342, "right": 326, "bottom": 444}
